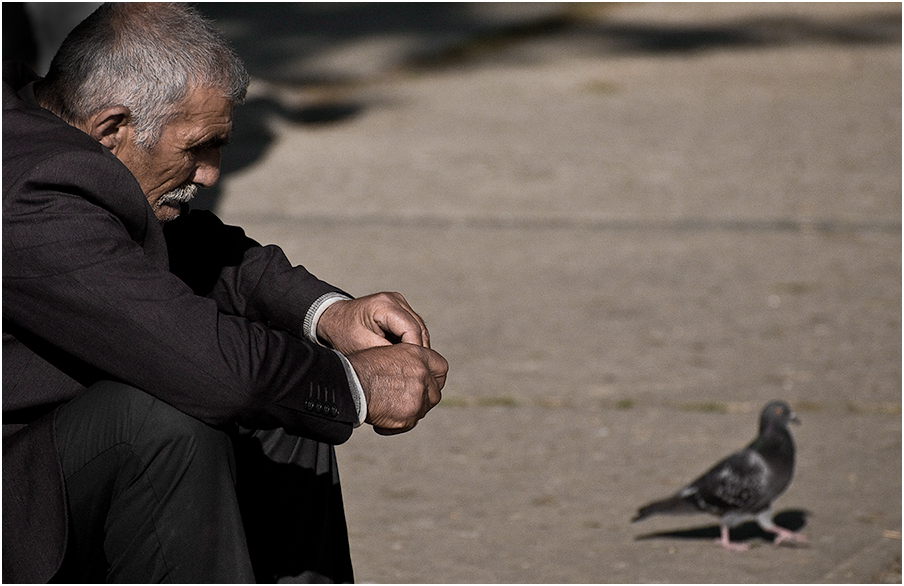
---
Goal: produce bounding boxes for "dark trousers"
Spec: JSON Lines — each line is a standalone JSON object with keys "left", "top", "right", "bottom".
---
{"left": 52, "top": 381, "right": 354, "bottom": 583}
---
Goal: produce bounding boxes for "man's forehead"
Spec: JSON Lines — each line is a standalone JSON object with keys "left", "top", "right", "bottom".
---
{"left": 171, "top": 87, "right": 234, "bottom": 136}
{"left": 176, "top": 85, "right": 233, "bottom": 114}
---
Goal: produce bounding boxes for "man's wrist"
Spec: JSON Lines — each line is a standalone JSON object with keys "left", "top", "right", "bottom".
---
{"left": 304, "top": 293, "right": 351, "bottom": 346}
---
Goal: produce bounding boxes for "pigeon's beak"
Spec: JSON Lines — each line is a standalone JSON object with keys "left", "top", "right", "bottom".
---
{"left": 790, "top": 411, "right": 801, "bottom": 425}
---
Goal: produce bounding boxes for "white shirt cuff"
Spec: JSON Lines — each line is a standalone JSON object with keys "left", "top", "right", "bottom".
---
{"left": 304, "top": 292, "right": 351, "bottom": 346}
{"left": 332, "top": 349, "right": 367, "bottom": 427}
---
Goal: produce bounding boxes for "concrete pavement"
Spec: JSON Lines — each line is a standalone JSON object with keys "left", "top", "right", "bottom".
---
{"left": 201, "top": 3, "right": 901, "bottom": 582}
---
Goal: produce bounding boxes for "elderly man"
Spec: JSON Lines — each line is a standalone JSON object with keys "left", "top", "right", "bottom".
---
{"left": 3, "top": 3, "right": 447, "bottom": 583}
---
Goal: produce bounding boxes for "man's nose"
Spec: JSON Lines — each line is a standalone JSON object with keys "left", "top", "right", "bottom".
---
{"left": 192, "top": 152, "right": 221, "bottom": 188}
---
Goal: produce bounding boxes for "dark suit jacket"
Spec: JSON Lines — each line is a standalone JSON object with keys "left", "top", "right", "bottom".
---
{"left": 2, "top": 61, "right": 359, "bottom": 583}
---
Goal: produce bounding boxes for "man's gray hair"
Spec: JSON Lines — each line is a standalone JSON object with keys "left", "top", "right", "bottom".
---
{"left": 35, "top": 2, "right": 250, "bottom": 148}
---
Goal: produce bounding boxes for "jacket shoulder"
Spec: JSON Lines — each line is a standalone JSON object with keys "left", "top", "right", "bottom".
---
{"left": 2, "top": 71, "right": 149, "bottom": 231}
{"left": 3, "top": 60, "right": 114, "bottom": 178}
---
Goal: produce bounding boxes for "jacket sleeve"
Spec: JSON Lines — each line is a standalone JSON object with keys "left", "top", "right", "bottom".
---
{"left": 3, "top": 150, "right": 356, "bottom": 444}
{"left": 163, "top": 208, "right": 351, "bottom": 337}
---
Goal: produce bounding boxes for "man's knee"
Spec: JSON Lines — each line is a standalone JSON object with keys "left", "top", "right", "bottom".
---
{"left": 137, "top": 387, "right": 236, "bottom": 478}
{"left": 56, "top": 381, "right": 234, "bottom": 481}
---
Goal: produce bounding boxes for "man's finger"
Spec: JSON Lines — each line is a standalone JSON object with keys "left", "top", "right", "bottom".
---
{"left": 373, "top": 424, "right": 414, "bottom": 436}
{"left": 377, "top": 305, "right": 430, "bottom": 348}
{"left": 358, "top": 329, "right": 394, "bottom": 348}
{"left": 424, "top": 347, "right": 449, "bottom": 389}
{"left": 383, "top": 292, "right": 431, "bottom": 348}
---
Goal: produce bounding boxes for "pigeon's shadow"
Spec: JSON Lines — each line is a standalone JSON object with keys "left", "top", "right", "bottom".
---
{"left": 634, "top": 509, "right": 809, "bottom": 546}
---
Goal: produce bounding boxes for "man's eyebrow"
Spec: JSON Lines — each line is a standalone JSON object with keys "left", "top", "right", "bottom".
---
{"left": 191, "top": 135, "right": 230, "bottom": 150}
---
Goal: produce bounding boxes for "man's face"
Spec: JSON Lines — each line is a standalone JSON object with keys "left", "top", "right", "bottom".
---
{"left": 115, "top": 86, "right": 234, "bottom": 223}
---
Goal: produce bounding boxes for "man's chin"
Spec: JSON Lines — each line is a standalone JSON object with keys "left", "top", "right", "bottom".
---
{"left": 153, "top": 184, "right": 197, "bottom": 223}
{"left": 155, "top": 202, "right": 184, "bottom": 224}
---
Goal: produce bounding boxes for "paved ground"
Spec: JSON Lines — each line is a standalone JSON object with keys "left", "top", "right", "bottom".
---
{"left": 198, "top": 3, "right": 901, "bottom": 582}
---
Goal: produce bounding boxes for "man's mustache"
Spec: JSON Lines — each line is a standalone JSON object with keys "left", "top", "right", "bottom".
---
{"left": 157, "top": 183, "right": 198, "bottom": 207}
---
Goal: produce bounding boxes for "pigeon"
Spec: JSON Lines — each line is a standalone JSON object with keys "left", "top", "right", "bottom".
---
{"left": 632, "top": 400, "right": 806, "bottom": 551}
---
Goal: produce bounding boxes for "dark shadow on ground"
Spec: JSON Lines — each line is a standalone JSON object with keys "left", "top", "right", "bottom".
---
{"left": 197, "top": 4, "right": 901, "bottom": 84}
{"left": 190, "top": 96, "right": 365, "bottom": 211}
{"left": 4, "top": 3, "right": 900, "bottom": 212}
{"left": 191, "top": 3, "right": 900, "bottom": 211}
{"left": 634, "top": 509, "right": 810, "bottom": 547}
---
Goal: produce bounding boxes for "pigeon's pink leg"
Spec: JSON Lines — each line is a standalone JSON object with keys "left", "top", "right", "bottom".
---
{"left": 717, "top": 525, "right": 749, "bottom": 551}
{"left": 768, "top": 525, "right": 808, "bottom": 546}
{"left": 756, "top": 511, "right": 807, "bottom": 546}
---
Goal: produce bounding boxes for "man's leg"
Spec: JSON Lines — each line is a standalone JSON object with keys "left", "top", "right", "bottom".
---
{"left": 233, "top": 428, "right": 354, "bottom": 583}
{"left": 54, "top": 381, "right": 255, "bottom": 582}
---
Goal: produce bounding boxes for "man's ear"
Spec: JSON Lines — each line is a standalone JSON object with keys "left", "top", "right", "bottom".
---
{"left": 84, "top": 105, "right": 132, "bottom": 151}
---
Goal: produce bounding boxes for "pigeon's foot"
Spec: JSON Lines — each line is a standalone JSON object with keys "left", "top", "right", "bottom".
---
{"left": 716, "top": 538, "right": 750, "bottom": 552}
{"left": 771, "top": 527, "right": 808, "bottom": 546}
{"left": 756, "top": 512, "right": 808, "bottom": 547}
{"left": 718, "top": 525, "right": 749, "bottom": 551}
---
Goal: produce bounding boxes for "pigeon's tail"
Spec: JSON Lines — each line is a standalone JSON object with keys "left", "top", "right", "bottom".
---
{"left": 632, "top": 494, "right": 698, "bottom": 522}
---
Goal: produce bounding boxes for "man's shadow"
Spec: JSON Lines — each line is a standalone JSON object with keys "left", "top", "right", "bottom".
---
{"left": 192, "top": 96, "right": 364, "bottom": 212}
{"left": 634, "top": 509, "right": 810, "bottom": 547}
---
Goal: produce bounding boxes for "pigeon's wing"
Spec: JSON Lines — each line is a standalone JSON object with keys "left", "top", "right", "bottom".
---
{"left": 685, "top": 449, "right": 770, "bottom": 515}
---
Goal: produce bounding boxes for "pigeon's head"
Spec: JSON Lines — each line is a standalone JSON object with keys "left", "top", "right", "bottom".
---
{"left": 760, "top": 400, "right": 800, "bottom": 431}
